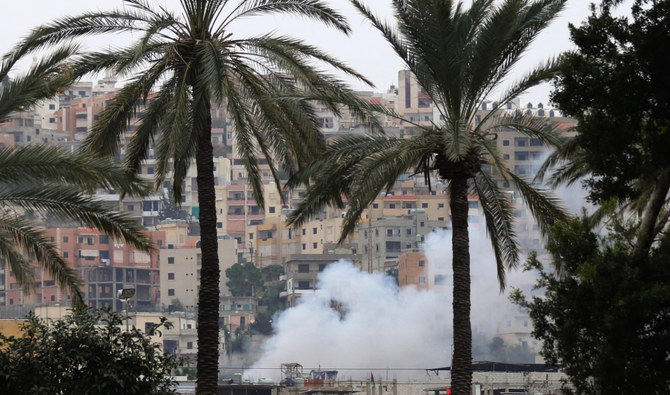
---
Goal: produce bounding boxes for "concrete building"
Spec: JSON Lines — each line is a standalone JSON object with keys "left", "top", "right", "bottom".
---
{"left": 160, "top": 237, "right": 238, "bottom": 311}
{"left": 354, "top": 211, "right": 446, "bottom": 273}
{"left": 281, "top": 254, "right": 362, "bottom": 307}
{"left": 1, "top": 227, "right": 165, "bottom": 312}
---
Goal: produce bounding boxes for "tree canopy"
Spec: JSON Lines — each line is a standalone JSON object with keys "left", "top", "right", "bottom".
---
{"left": 550, "top": 0, "right": 670, "bottom": 203}
{"left": 0, "top": 308, "right": 180, "bottom": 394}
{"left": 225, "top": 262, "right": 263, "bottom": 297}
{"left": 511, "top": 216, "right": 670, "bottom": 394}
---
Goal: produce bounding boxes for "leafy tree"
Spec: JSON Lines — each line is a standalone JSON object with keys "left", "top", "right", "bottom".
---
{"left": 261, "top": 264, "right": 284, "bottom": 282}
{"left": 0, "top": 308, "right": 180, "bottom": 394}
{"left": 12, "top": 1, "right": 380, "bottom": 392}
{"left": 511, "top": 216, "right": 670, "bottom": 394}
{"left": 545, "top": 0, "right": 670, "bottom": 252}
{"left": 225, "top": 262, "right": 263, "bottom": 297}
{"left": 289, "top": 1, "right": 567, "bottom": 392}
{"left": 169, "top": 298, "right": 186, "bottom": 312}
{"left": 159, "top": 191, "right": 191, "bottom": 221}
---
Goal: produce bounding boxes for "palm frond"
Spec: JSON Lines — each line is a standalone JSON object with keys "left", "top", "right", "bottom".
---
{"left": 0, "top": 145, "right": 150, "bottom": 197}
{"left": 221, "top": 0, "right": 351, "bottom": 35}
{"left": 0, "top": 215, "right": 83, "bottom": 302}
{"left": 0, "top": 45, "right": 78, "bottom": 123}
{"left": 508, "top": 171, "right": 569, "bottom": 236}
{"left": 474, "top": 171, "right": 519, "bottom": 289}
{"left": 0, "top": 185, "right": 154, "bottom": 252}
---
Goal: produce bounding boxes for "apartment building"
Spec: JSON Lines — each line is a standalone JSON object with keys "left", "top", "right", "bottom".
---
{"left": 398, "top": 251, "right": 451, "bottom": 290}
{"left": 282, "top": 254, "right": 362, "bottom": 307}
{"left": 160, "top": 237, "right": 238, "bottom": 311}
{"left": 1, "top": 228, "right": 165, "bottom": 312}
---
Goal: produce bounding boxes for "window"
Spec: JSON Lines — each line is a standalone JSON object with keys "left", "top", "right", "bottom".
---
{"left": 502, "top": 140, "right": 510, "bottom": 146}
{"left": 438, "top": 203, "right": 445, "bottom": 208}
{"left": 515, "top": 151, "right": 529, "bottom": 161}
{"left": 49, "top": 117, "right": 56, "bottom": 123}
{"left": 297, "top": 281, "right": 310, "bottom": 289}
{"left": 389, "top": 203, "right": 396, "bottom": 209}
{"left": 269, "top": 206, "right": 275, "bottom": 213}
{"left": 63, "top": 236, "right": 69, "bottom": 243}
{"left": 145, "top": 322, "right": 154, "bottom": 335}
{"left": 63, "top": 252, "right": 68, "bottom": 258}
{"left": 406, "top": 228, "right": 412, "bottom": 235}
{"left": 298, "top": 264, "right": 310, "bottom": 273}
{"left": 418, "top": 276, "right": 426, "bottom": 284}
{"left": 313, "top": 228, "right": 317, "bottom": 234}
{"left": 313, "top": 243, "right": 318, "bottom": 249}
{"left": 372, "top": 203, "right": 379, "bottom": 209}
{"left": 419, "top": 260, "right": 425, "bottom": 267}
{"left": 434, "top": 274, "right": 448, "bottom": 285}
{"left": 168, "top": 257, "right": 175, "bottom": 264}
{"left": 99, "top": 235, "right": 109, "bottom": 244}
{"left": 319, "top": 264, "right": 327, "bottom": 272}
{"left": 216, "top": 222, "right": 222, "bottom": 229}
{"left": 302, "top": 243, "right": 306, "bottom": 250}
{"left": 529, "top": 138, "right": 543, "bottom": 146}
{"left": 147, "top": 166, "right": 154, "bottom": 175}
{"left": 422, "top": 203, "right": 428, "bottom": 208}
{"left": 302, "top": 229, "right": 306, "bottom": 235}
{"left": 468, "top": 201, "right": 479, "bottom": 209}
{"left": 187, "top": 342, "right": 193, "bottom": 350}
{"left": 438, "top": 217, "right": 445, "bottom": 221}
{"left": 514, "top": 210, "right": 524, "bottom": 218}
{"left": 168, "top": 289, "right": 175, "bottom": 296}
{"left": 168, "top": 273, "right": 175, "bottom": 280}
{"left": 420, "top": 221, "right": 425, "bottom": 227}
{"left": 127, "top": 204, "right": 134, "bottom": 211}
{"left": 515, "top": 137, "right": 528, "bottom": 147}
{"left": 49, "top": 104, "right": 55, "bottom": 110}
{"left": 99, "top": 250, "right": 110, "bottom": 260}
{"left": 503, "top": 154, "right": 510, "bottom": 160}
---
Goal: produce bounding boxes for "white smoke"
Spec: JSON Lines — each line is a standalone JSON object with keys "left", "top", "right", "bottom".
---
{"left": 246, "top": 226, "right": 535, "bottom": 381}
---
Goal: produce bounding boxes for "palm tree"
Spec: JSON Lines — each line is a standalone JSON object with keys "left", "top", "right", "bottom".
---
{"left": 0, "top": 48, "right": 154, "bottom": 301}
{"left": 288, "top": 1, "right": 567, "bottom": 393}
{"left": 11, "top": 1, "right": 381, "bottom": 392}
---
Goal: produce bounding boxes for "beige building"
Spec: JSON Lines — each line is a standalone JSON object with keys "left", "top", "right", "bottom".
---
{"left": 160, "top": 238, "right": 238, "bottom": 311}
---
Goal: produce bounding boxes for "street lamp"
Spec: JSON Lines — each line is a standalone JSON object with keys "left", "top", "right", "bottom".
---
{"left": 117, "top": 285, "right": 135, "bottom": 331}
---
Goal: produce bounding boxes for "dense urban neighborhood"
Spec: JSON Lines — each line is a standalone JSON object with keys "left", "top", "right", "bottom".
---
{"left": 0, "top": 0, "right": 669, "bottom": 394}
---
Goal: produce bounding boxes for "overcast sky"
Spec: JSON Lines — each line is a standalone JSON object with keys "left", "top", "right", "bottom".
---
{"left": 1, "top": 1, "right": 605, "bottom": 104}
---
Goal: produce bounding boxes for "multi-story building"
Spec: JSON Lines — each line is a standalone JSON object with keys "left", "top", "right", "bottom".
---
{"left": 160, "top": 237, "right": 238, "bottom": 311}
{"left": 1, "top": 227, "right": 165, "bottom": 312}
{"left": 398, "top": 251, "right": 451, "bottom": 290}
{"left": 281, "top": 254, "right": 362, "bottom": 307}
{"left": 354, "top": 211, "right": 446, "bottom": 273}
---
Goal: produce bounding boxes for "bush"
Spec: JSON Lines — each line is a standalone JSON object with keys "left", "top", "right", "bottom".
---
{"left": 0, "top": 308, "right": 180, "bottom": 394}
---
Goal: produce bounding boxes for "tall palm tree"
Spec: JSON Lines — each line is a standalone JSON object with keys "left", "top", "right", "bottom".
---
{"left": 288, "top": 1, "right": 567, "bottom": 393}
{"left": 0, "top": 48, "right": 154, "bottom": 301}
{"left": 11, "top": 1, "right": 381, "bottom": 392}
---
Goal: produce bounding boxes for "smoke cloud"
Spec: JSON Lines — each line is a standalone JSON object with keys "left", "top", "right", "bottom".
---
{"left": 246, "top": 227, "right": 536, "bottom": 381}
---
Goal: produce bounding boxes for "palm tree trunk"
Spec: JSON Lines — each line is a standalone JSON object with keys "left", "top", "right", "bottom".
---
{"left": 195, "top": 99, "right": 220, "bottom": 395}
{"left": 449, "top": 176, "right": 472, "bottom": 395}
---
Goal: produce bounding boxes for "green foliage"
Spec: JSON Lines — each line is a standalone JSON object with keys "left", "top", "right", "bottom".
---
{"left": 225, "top": 262, "right": 263, "bottom": 297}
{"left": 485, "top": 336, "right": 535, "bottom": 364}
{"left": 512, "top": 217, "right": 670, "bottom": 394}
{"left": 551, "top": 0, "right": 670, "bottom": 202}
{"left": 159, "top": 191, "right": 191, "bottom": 221}
{"left": 0, "top": 308, "right": 180, "bottom": 394}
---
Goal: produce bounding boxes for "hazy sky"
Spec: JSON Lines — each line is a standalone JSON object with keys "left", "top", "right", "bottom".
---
{"left": 1, "top": 1, "right": 602, "bottom": 104}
